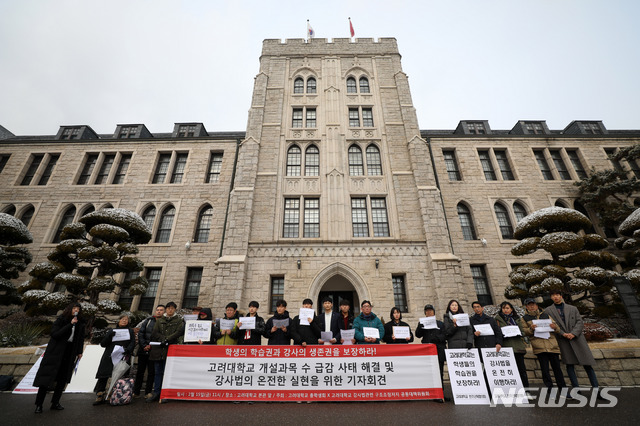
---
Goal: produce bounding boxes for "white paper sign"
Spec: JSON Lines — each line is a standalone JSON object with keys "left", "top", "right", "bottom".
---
{"left": 184, "top": 320, "right": 213, "bottom": 343}
{"left": 112, "top": 329, "right": 130, "bottom": 342}
{"left": 111, "top": 345, "right": 125, "bottom": 366}
{"left": 532, "top": 319, "right": 553, "bottom": 332}
{"left": 298, "top": 308, "right": 315, "bottom": 325}
{"left": 238, "top": 316, "right": 256, "bottom": 330}
{"left": 445, "top": 348, "right": 490, "bottom": 405}
{"left": 419, "top": 316, "right": 438, "bottom": 329}
{"left": 501, "top": 325, "right": 521, "bottom": 338}
{"left": 473, "top": 324, "right": 494, "bottom": 336}
{"left": 340, "top": 329, "right": 355, "bottom": 344}
{"left": 534, "top": 330, "right": 551, "bottom": 339}
{"left": 363, "top": 327, "right": 380, "bottom": 339}
{"left": 392, "top": 326, "right": 411, "bottom": 339}
{"left": 320, "top": 331, "right": 333, "bottom": 343}
{"left": 480, "top": 347, "right": 526, "bottom": 405}
{"left": 453, "top": 314, "right": 470, "bottom": 327}
{"left": 273, "top": 318, "right": 290, "bottom": 328}
{"left": 183, "top": 314, "right": 198, "bottom": 321}
{"left": 220, "top": 319, "right": 236, "bottom": 330}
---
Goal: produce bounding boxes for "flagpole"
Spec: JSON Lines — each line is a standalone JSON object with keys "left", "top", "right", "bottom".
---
{"left": 349, "top": 17, "right": 354, "bottom": 39}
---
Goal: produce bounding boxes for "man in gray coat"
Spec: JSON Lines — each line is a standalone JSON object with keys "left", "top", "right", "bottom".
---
{"left": 544, "top": 290, "right": 599, "bottom": 389}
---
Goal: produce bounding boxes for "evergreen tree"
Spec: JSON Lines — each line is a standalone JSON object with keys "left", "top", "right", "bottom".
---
{"left": 0, "top": 213, "right": 33, "bottom": 306}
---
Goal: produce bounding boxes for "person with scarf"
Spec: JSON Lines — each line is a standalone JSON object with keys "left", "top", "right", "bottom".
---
{"left": 495, "top": 301, "right": 530, "bottom": 387}
{"left": 213, "top": 302, "right": 240, "bottom": 345}
{"left": 383, "top": 306, "right": 414, "bottom": 344}
{"left": 237, "top": 301, "right": 266, "bottom": 345}
{"left": 443, "top": 299, "right": 473, "bottom": 349}
{"left": 353, "top": 300, "right": 385, "bottom": 344}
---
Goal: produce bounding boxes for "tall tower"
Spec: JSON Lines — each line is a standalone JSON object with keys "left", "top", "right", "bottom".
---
{"left": 212, "top": 38, "right": 466, "bottom": 319}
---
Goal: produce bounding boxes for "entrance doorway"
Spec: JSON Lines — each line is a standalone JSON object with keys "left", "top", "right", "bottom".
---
{"left": 315, "top": 274, "right": 359, "bottom": 315}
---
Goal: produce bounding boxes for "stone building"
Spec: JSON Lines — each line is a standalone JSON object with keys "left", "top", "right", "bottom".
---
{"left": 1, "top": 38, "right": 639, "bottom": 325}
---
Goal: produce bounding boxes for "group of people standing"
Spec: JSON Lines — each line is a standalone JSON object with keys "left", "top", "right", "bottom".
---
{"left": 32, "top": 289, "right": 600, "bottom": 412}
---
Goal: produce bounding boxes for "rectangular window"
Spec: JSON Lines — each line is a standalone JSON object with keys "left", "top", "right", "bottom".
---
{"left": 118, "top": 271, "right": 138, "bottom": 310}
{"left": 206, "top": 153, "right": 223, "bottom": 183}
{"left": 478, "top": 150, "right": 497, "bottom": 181}
{"left": 604, "top": 148, "right": 624, "bottom": 172}
{"left": 292, "top": 108, "right": 303, "bottom": 128}
{"left": 349, "top": 108, "right": 360, "bottom": 127}
{"left": 470, "top": 265, "right": 493, "bottom": 306}
{"left": 361, "top": 108, "right": 374, "bottom": 127}
{"left": 170, "top": 153, "right": 188, "bottom": 183}
{"left": 525, "top": 122, "right": 545, "bottom": 134}
{"left": 442, "top": 150, "right": 461, "bottom": 181}
{"left": 566, "top": 149, "right": 587, "bottom": 179}
{"left": 61, "top": 128, "right": 80, "bottom": 140}
{"left": 270, "top": 277, "right": 285, "bottom": 313}
{"left": 351, "top": 198, "right": 369, "bottom": 237}
{"left": 21, "top": 154, "right": 44, "bottom": 185}
{"left": 303, "top": 198, "right": 320, "bottom": 238}
{"left": 306, "top": 108, "right": 316, "bottom": 128}
{"left": 627, "top": 158, "right": 640, "bottom": 179}
{"left": 494, "top": 149, "right": 514, "bottom": 180}
{"left": 549, "top": 150, "right": 571, "bottom": 180}
{"left": 468, "top": 122, "right": 486, "bottom": 134}
{"left": 584, "top": 123, "right": 602, "bottom": 134}
{"left": 178, "top": 125, "right": 196, "bottom": 137}
{"left": 0, "top": 154, "right": 10, "bottom": 174}
{"left": 183, "top": 267, "right": 203, "bottom": 309}
{"left": 392, "top": 275, "right": 408, "bottom": 312}
{"left": 283, "top": 198, "right": 300, "bottom": 238}
{"left": 112, "top": 154, "right": 132, "bottom": 184}
{"left": 119, "top": 126, "right": 138, "bottom": 139}
{"left": 139, "top": 268, "right": 161, "bottom": 313}
{"left": 95, "top": 154, "right": 115, "bottom": 184}
{"left": 38, "top": 154, "right": 60, "bottom": 185}
{"left": 371, "top": 198, "right": 390, "bottom": 237}
{"left": 534, "top": 149, "right": 554, "bottom": 180}
{"left": 152, "top": 153, "right": 172, "bottom": 184}
{"left": 77, "top": 154, "right": 98, "bottom": 185}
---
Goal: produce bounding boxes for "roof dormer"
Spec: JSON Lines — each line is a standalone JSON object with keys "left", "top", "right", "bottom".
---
{"left": 172, "top": 123, "right": 208, "bottom": 138}
{"left": 56, "top": 125, "right": 99, "bottom": 140}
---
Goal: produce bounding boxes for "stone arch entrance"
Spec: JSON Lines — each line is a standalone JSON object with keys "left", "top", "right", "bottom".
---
{"left": 308, "top": 263, "right": 369, "bottom": 313}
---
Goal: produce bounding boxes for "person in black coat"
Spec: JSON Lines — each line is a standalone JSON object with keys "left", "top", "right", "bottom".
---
{"left": 383, "top": 307, "right": 414, "bottom": 344}
{"left": 316, "top": 297, "right": 341, "bottom": 344}
{"left": 134, "top": 304, "right": 165, "bottom": 398}
{"left": 443, "top": 299, "right": 473, "bottom": 349}
{"left": 415, "top": 304, "right": 447, "bottom": 383}
{"left": 237, "top": 301, "right": 266, "bottom": 345}
{"left": 264, "top": 300, "right": 291, "bottom": 345}
{"left": 290, "top": 299, "right": 321, "bottom": 346}
{"left": 337, "top": 299, "right": 355, "bottom": 344}
{"left": 93, "top": 313, "right": 136, "bottom": 405}
{"left": 33, "top": 302, "right": 86, "bottom": 413}
{"left": 470, "top": 301, "right": 503, "bottom": 352}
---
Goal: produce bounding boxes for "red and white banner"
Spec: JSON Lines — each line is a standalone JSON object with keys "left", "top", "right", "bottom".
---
{"left": 161, "top": 344, "right": 443, "bottom": 402}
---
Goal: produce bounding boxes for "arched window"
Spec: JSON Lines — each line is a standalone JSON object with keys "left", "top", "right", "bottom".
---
{"left": 286, "top": 146, "right": 301, "bottom": 176}
{"left": 53, "top": 205, "right": 76, "bottom": 243}
{"left": 457, "top": 203, "right": 477, "bottom": 241}
{"left": 573, "top": 201, "right": 596, "bottom": 234}
{"left": 80, "top": 205, "right": 95, "bottom": 218}
{"left": 305, "top": 145, "right": 319, "bottom": 176}
{"left": 366, "top": 145, "right": 382, "bottom": 175}
{"left": 359, "top": 77, "right": 370, "bottom": 93}
{"left": 100, "top": 203, "right": 113, "bottom": 210}
{"left": 346, "top": 77, "right": 357, "bottom": 93}
{"left": 293, "top": 77, "right": 304, "bottom": 94}
{"left": 2, "top": 204, "right": 16, "bottom": 216}
{"left": 306, "top": 77, "right": 316, "bottom": 94}
{"left": 494, "top": 203, "right": 514, "bottom": 239}
{"left": 19, "top": 205, "right": 35, "bottom": 227}
{"left": 348, "top": 145, "right": 364, "bottom": 176}
{"left": 142, "top": 206, "right": 156, "bottom": 232}
{"left": 155, "top": 205, "right": 175, "bottom": 243}
{"left": 194, "top": 205, "right": 213, "bottom": 243}
{"left": 513, "top": 202, "right": 528, "bottom": 224}
{"left": 555, "top": 199, "right": 568, "bottom": 208}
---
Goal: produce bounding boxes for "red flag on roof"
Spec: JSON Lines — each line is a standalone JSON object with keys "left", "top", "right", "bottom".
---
{"left": 349, "top": 18, "right": 355, "bottom": 37}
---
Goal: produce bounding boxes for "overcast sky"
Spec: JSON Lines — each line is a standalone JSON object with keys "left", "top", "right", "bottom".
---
{"left": 1, "top": 0, "right": 639, "bottom": 136}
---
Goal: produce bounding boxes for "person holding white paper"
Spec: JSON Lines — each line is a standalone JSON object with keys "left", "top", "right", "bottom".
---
{"left": 317, "top": 297, "right": 341, "bottom": 345}
{"left": 353, "top": 300, "right": 384, "bottom": 344}
{"left": 290, "top": 299, "right": 321, "bottom": 347}
{"left": 338, "top": 299, "right": 355, "bottom": 344}
{"left": 383, "top": 307, "right": 413, "bottom": 344}
{"left": 415, "top": 304, "right": 447, "bottom": 400}
{"left": 265, "top": 300, "right": 291, "bottom": 345}
{"left": 495, "top": 301, "right": 530, "bottom": 387}
{"left": 470, "top": 301, "right": 503, "bottom": 352}
{"left": 522, "top": 298, "right": 566, "bottom": 390}
{"left": 189, "top": 308, "right": 214, "bottom": 345}
{"left": 93, "top": 313, "right": 135, "bottom": 405}
{"left": 213, "top": 303, "right": 240, "bottom": 345}
{"left": 237, "top": 301, "right": 266, "bottom": 345}
{"left": 443, "top": 300, "right": 473, "bottom": 349}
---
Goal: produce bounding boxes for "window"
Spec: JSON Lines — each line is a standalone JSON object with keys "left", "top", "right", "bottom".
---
{"left": 80, "top": 205, "right": 95, "bottom": 218}
{"left": 549, "top": 150, "right": 571, "bottom": 180}
{"left": 292, "top": 108, "right": 303, "bottom": 128}
{"left": 118, "top": 271, "right": 138, "bottom": 310}
{"left": 206, "top": 153, "right": 223, "bottom": 183}
{"left": 306, "top": 77, "right": 316, "bottom": 94}
{"left": 361, "top": 108, "right": 374, "bottom": 127}
{"left": 371, "top": 198, "right": 390, "bottom": 237}
{"left": 303, "top": 198, "right": 320, "bottom": 238}
{"left": 77, "top": 154, "right": 99, "bottom": 185}
{"left": 513, "top": 202, "right": 528, "bottom": 223}
{"left": 351, "top": 198, "right": 369, "bottom": 237}
{"left": 155, "top": 206, "right": 175, "bottom": 243}
{"left": 392, "top": 275, "right": 408, "bottom": 312}
{"left": 349, "top": 107, "right": 374, "bottom": 127}
{"left": 583, "top": 123, "right": 602, "bottom": 135}
{"left": 468, "top": 122, "right": 486, "bottom": 134}
{"left": 3, "top": 205, "right": 16, "bottom": 215}
{"left": 19, "top": 205, "right": 35, "bottom": 227}
{"left": 366, "top": 145, "right": 382, "bottom": 176}
{"left": 112, "top": 154, "right": 132, "bottom": 184}
{"left": 118, "top": 126, "right": 138, "bottom": 139}
{"left": 21, "top": 154, "right": 44, "bottom": 185}
{"left": 348, "top": 145, "right": 364, "bottom": 176}
{"left": 152, "top": 154, "right": 171, "bottom": 183}
{"left": 566, "top": 150, "right": 587, "bottom": 179}
{"left": 94, "top": 154, "right": 115, "bottom": 184}
{"left": 471, "top": 265, "right": 493, "bottom": 306}
{"left": 170, "top": 153, "right": 188, "bottom": 183}
{"left": 494, "top": 150, "right": 514, "bottom": 180}
{"left": 286, "top": 146, "right": 301, "bottom": 176}
{"left": 292, "top": 107, "right": 316, "bottom": 128}
{"left": 178, "top": 125, "right": 197, "bottom": 138}
{"left": 294, "top": 78, "right": 304, "bottom": 94}
{"left": 525, "top": 122, "right": 545, "bottom": 134}
{"left": 283, "top": 198, "right": 300, "bottom": 238}
{"left": 53, "top": 206, "right": 76, "bottom": 243}
{"left": 0, "top": 154, "right": 10, "bottom": 174}
{"left": 36, "top": 154, "right": 59, "bottom": 185}
{"left": 494, "top": 203, "right": 514, "bottom": 239}
{"left": 61, "top": 127, "right": 80, "bottom": 140}
{"left": 349, "top": 108, "right": 360, "bottom": 127}
{"left": 270, "top": 277, "right": 284, "bottom": 313}
{"left": 194, "top": 205, "right": 213, "bottom": 243}
{"left": 604, "top": 148, "right": 624, "bottom": 172}
{"left": 306, "top": 108, "right": 316, "bottom": 128}
{"left": 359, "top": 77, "right": 370, "bottom": 94}
{"left": 142, "top": 206, "right": 156, "bottom": 232}
{"left": 183, "top": 268, "right": 203, "bottom": 309}
{"left": 305, "top": 146, "right": 319, "bottom": 176}
{"left": 573, "top": 201, "right": 597, "bottom": 234}
{"left": 457, "top": 203, "right": 477, "bottom": 240}
{"left": 139, "top": 268, "right": 161, "bottom": 313}
{"left": 351, "top": 197, "right": 390, "bottom": 238}
{"left": 152, "top": 152, "right": 188, "bottom": 184}
{"left": 346, "top": 77, "right": 357, "bottom": 93}
{"left": 478, "top": 150, "right": 497, "bottom": 181}
{"left": 533, "top": 149, "right": 554, "bottom": 180}
{"left": 443, "top": 150, "right": 461, "bottom": 181}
